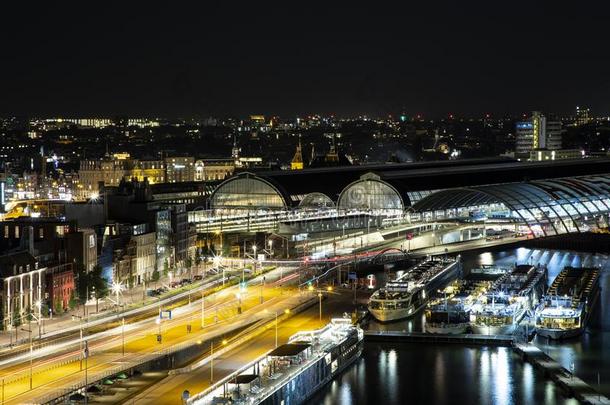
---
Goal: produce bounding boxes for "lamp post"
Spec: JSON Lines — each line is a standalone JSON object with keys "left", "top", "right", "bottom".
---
{"left": 210, "top": 340, "right": 214, "bottom": 383}
{"left": 35, "top": 300, "right": 42, "bottom": 340}
{"left": 260, "top": 277, "right": 265, "bottom": 304}
{"left": 156, "top": 317, "right": 162, "bottom": 343}
{"left": 252, "top": 244, "right": 258, "bottom": 276}
{"left": 318, "top": 292, "right": 322, "bottom": 320}
{"left": 309, "top": 285, "right": 333, "bottom": 322}
{"left": 72, "top": 314, "right": 85, "bottom": 371}
{"left": 210, "top": 339, "right": 227, "bottom": 383}
{"left": 83, "top": 340, "right": 89, "bottom": 405}
{"left": 111, "top": 282, "right": 123, "bottom": 311}
{"left": 200, "top": 291, "right": 205, "bottom": 329}
{"left": 275, "top": 311, "right": 278, "bottom": 348}
{"left": 21, "top": 323, "right": 33, "bottom": 390}
{"left": 121, "top": 317, "right": 125, "bottom": 357}
{"left": 236, "top": 293, "right": 242, "bottom": 314}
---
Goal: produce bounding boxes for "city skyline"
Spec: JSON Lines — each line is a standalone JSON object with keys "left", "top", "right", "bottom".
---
{"left": 2, "top": 4, "right": 610, "bottom": 404}
{"left": 2, "top": 3, "right": 610, "bottom": 117}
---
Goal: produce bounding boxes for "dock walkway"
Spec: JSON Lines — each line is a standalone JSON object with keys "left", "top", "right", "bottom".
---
{"left": 364, "top": 330, "right": 514, "bottom": 346}
{"left": 363, "top": 330, "right": 609, "bottom": 404}
{"left": 514, "top": 343, "right": 610, "bottom": 405}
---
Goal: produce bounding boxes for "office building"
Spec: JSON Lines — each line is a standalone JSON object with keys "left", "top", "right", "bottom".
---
{"left": 515, "top": 111, "right": 562, "bottom": 158}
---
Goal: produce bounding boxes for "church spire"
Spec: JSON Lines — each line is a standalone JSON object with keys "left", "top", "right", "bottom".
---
{"left": 291, "top": 137, "right": 304, "bottom": 170}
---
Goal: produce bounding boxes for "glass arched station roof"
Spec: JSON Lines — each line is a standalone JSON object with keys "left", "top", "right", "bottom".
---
{"left": 411, "top": 175, "right": 610, "bottom": 236}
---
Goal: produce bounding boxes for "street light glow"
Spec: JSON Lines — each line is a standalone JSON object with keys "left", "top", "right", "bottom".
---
{"left": 111, "top": 281, "right": 124, "bottom": 295}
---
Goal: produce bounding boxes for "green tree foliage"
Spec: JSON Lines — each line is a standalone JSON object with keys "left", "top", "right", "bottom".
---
{"left": 151, "top": 268, "right": 160, "bottom": 282}
{"left": 75, "top": 263, "right": 109, "bottom": 303}
{"left": 55, "top": 299, "right": 63, "bottom": 315}
{"left": 163, "top": 258, "right": 169, "bottom": 277}
{"left": 69, "top": 291, "right": 77, "bottom": 310}
{"left": 89, "top": 264, "right": 108, "bottom": 299}
{"left": 12, "top": 308, "right": 21, "bottom": 327}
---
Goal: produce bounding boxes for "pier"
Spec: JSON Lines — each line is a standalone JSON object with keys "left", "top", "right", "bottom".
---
{"left": 363, "top": 329, "right": 610, "bottom": 404}
{"left": 364, "top": 330, "right": 514, "bottom": 346}
{"left": 514, "top": 343, "right": 610, "bottom": 405}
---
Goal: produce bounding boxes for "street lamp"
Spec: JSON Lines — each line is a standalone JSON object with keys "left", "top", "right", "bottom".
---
{"left": 200, "top": 292, "right": 206, "bottom": 329}
{"left": 72, "top": 314, "right": 85, "bottom": 371}
{"left": 21, "top": 322, "right": 33, "bottom": 390}
{"left": 35, "top": 300, "right": 43, "bottom": 339}
{"left": 252, "top": 244, "right": 258, "bottom": 275}
{"left": 309, "top": 285, "right": 333, "bottom": 321}
{"left": 111, "top": 281, "right": 124, "bottom": 310}
{"left": 210, "top": 338, "right": 228, "bottom": 383}
{"left": 121, "top": 317, "right": 125, "bottom": 357}
{"left": 260, "top": 276, "right": 265, "bottom": 304}
{"left": 235, "top": 292, "right": 242, "bottom": 314}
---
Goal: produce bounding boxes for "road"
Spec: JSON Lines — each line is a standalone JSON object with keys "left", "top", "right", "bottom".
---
{"left": 116, "top": 290, "right": 358, "bottom": 404}
{"left": 0, "top": 266, "right": 302, "bottom": 404}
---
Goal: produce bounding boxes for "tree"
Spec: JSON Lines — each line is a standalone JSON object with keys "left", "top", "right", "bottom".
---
{"left": 185, "top": 255, "right": 193, "bottom": 278}
{"left": 40, "top": 302, "right": 49, "bottom": 318}
{"left": 151, "top": 267, "right": 160, "bottom": 282}
{"left": 25, "top": 305, "right": 32, "bottom": 322}
{"left": 12, "top": 308, "right": 21, "bottom": 327}
{"left": 163, "top": 258, "right": 169, "bottom": 277}
{"left": 55, "top": 299, "right": 63, "bottom": 315}
{"left": 69, "top": 291, "right": 77, "bottom": 310}
{"left": 89, "top": 264, "right": 108, "bottom": 300}
{"left": 75, "top": 262, "right": 89, "bottom": 304}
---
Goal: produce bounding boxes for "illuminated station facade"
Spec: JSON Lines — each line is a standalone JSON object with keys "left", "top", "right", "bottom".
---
{"left": 189, "top": 157, "right": 610, "bottom": 242}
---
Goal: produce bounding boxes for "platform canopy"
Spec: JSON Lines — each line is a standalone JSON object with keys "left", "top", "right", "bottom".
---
{"left": 411, "top": 175, "right": 610, "bottom": 236}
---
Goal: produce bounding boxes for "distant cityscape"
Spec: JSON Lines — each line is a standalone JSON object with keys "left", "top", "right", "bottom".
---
{"left": 0, "top": 106, "right": 607, "bottom": 204}
{"left": 1, "top": 105, "right": 610, "bottom": 403}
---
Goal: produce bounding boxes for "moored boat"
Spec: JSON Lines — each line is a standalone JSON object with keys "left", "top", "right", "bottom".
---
{"left": 368, "top": 256, "right": 461, "bottom": 322}
{"left": 535, "top": 266, "right": 600, "bottom": 340}
{"left": 470, "top": 264, "right": 547, "bottom": 335}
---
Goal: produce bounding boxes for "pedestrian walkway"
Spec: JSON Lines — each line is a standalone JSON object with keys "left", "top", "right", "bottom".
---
{"left": 514, "top": 343, "right": 610, "bottom": 405}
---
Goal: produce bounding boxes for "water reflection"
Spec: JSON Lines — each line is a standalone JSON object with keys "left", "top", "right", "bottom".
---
{"left": 363, "top": 246, "right": 610, "bottom": 399}
{"left": 463, "top": 247, "right": 610, "bottom": 397}
{"left": 311, "top": 342, "right": 578, "bottom": 405}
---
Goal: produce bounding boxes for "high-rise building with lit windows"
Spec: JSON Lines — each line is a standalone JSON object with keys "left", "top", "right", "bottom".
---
{"left": 515, "top": 111, "right": 562, "bottom": 158}
{"left": 575, "top": 106, "right": 591, "bottom": 126}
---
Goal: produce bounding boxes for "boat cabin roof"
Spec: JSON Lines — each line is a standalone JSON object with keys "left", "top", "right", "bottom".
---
{"left": 268, "top": 343, "right": 310, "bottom": 357}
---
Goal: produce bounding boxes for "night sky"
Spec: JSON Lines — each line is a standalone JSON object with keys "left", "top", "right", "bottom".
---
{"left": 2, "top": 2, "right": 610, "bottom": 118}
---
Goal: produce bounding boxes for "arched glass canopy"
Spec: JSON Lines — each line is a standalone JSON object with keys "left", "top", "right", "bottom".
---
{"left": 411, "top": 175, "right": 610, "bottom": 236}
{"left": 210, "top": 173, "right": 287, "bottom": 210}
{"left": 337, "top": 173, "right": 404, "bottom": 211}
{"left": 298, "top": 192, "right": 335, "bottom": 209}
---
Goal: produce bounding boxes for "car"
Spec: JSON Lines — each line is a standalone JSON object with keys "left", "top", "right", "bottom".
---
{"left": 193, "top": 275, "right": 203, "bottom": 281}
